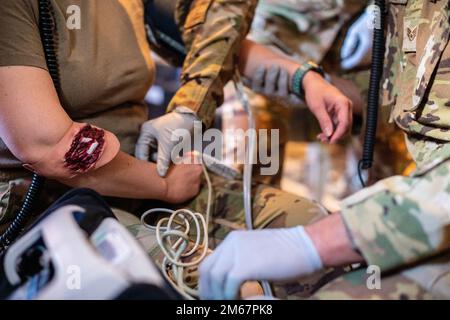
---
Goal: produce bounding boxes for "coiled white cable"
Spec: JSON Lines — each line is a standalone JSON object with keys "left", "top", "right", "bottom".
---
{"left": 140, "top": 164, "right": 212, "bottom": 300}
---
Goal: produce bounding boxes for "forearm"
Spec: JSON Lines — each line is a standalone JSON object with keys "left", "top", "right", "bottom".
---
{"left": 239, "top": 39, "right": 300, "bottom": 81}
{"left": 239, "top": 39, "right": 323, "bottom": 92}
{"left": 305, "top": 213, "right": 363, "bottom": 268}
{"left": 60, "top": 151, "right": 167, "bottom": 201}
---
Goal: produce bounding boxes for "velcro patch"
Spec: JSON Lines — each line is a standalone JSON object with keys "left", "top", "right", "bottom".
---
{"left": 403, "top": 17, "right": 418, "bottom": 53}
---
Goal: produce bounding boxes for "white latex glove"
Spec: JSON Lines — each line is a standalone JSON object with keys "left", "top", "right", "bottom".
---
{"left": 341, "top": 11, "right": 373, "bottom": 70}
{"left": 199, "top": 226, "right": 323, "bottom": 300}
{"left": 135, "top": 108, "right": 197, "bottom": 177}
{"left": 247, "top": 65, "right": 302, "bottom": 107}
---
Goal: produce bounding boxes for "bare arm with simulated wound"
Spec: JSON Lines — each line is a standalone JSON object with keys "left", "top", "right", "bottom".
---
{"left": 23, "top": 123, "right": 119, "bottom": 179}
{"left": 0, "top": 66, "right": 203, "bottom": 204}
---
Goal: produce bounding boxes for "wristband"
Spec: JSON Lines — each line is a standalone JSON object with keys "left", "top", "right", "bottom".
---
{"left": 291, "top": 61, "right": 325, "bottom": 99}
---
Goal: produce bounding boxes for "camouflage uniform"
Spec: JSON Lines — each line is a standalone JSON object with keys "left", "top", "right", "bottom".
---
{"left": 311, "top": 0, "right": 450, "bottom": 299}
{"left": 166, "top": 0, "right": 258, "bottom": 127}
{"left": 250, "top": 0, "right": 367, "bottom": 64}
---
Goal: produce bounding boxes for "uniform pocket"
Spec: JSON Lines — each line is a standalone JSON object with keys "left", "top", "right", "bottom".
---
{"left": 411, "top": 2, "right": 450, "bottom": 111}
{"left": 409, "top": 142, "right": 450, "bottom": 177}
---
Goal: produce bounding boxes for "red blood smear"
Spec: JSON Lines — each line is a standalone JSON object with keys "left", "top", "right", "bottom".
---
{"left": 64, "top": 125, "right": 105, "bottom": 173}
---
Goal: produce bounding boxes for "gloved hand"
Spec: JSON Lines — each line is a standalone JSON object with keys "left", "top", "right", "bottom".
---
{"left": 199, "top": 226, "right": 323, "bottom": 300}
{"left": 247, "top": 65, "right": 302, "bottom": 107}
{"left": 135, "top": 108, "right": 198, "bottom": 177}
{"left": 341, "top": 11, "right": 373, "bottom": 70}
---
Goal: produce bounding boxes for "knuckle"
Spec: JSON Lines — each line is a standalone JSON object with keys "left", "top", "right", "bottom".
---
{"left": 348, "top": 100, "right": 354, "bottom": 109}
{"left": 337, "top": 99, "right": 351, "bottom": 110}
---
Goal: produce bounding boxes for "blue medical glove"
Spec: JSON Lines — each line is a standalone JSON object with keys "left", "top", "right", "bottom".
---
{"left": 199, "top": 226, "right": 323, "bottom": 300}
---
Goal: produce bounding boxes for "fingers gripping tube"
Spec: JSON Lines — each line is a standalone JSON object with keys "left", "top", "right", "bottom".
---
{"left": 23, "top": 123, "right": 120, "bottom": 179}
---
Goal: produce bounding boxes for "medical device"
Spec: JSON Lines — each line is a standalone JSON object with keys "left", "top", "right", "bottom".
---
{"left": 201, "top": 153, "right": 242, "bottom": 180}
{"left": 0, "top": 189, "right": 181, "bottom": 300}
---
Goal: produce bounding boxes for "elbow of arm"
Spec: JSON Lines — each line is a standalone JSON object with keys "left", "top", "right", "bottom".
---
{"left": 20, "top": 123, "right": 120, "bottom": 180}
{"left": 13, "top": 144, "right": 47, "bottom": 168}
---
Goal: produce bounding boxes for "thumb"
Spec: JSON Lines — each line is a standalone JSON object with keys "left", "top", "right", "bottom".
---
{"left": 135, "top": 130, "right": 156, "bottom": 161}
{"left": 341, "top": 41, "right": 367, "bottom": 70}
{"left": 156, "top": 140, "right": 173, "bottom": 177}
{"left": 341, "top": 30, "right": 358, "bottom": 61}
{"left": 311, "top": 105, "right": 334, "bottom": 138}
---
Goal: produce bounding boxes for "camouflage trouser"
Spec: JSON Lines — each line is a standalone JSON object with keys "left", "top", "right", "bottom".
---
{"left": 310, "top": 267, "right": 434, "bottom": 300}
{"left": 0, "top": 177, "right": 71, "bottom": 231}
{"left": 310, "top": 250, "right": 450, "bottom": 300}
{"left": 0, "top": 179, "right": 30, "bottom": 224}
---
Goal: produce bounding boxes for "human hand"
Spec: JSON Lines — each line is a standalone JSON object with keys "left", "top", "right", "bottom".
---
{"left": 135, "top": 109, "right": 197, "bottom": 177}
{"left": 163, "top": 164, "right": 203, "bottom": 204}
{"left": 199, "top": 227, "right": 323, "bottom": 300}
{"left": 247, "top": 65, "right": 302, "bottom": 107}
{"left": 341, "top": 11, "right": 373, "bottom": 70}
{"left": 303, "top": 72, "right": 353, "bottom": 143}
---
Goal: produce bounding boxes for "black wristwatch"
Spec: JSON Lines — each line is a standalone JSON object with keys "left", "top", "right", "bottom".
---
{"left": 291, "top": 61, "right": 325, "bottom": 99}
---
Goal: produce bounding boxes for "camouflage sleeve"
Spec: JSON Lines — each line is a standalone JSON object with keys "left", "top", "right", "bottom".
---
{"left": 168, "top": 0, "right": 258, "bottom": 127}
{"left": 340, "top": 158, "right": 450, "bottom": 272}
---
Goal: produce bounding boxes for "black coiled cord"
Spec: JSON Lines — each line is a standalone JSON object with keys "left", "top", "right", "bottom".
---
{"left": 358, "top": 0, "right": 387, "bottom": 187}
{"left": 0, "top": 0, "right": 59, "bottom": 251}
{"left": 39, "top": 0, "right": 61, "bottom": 92}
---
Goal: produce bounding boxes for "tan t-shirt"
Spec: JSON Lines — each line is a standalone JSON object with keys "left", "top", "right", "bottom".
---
{"left": 0, "top": 0, "right": 154, "bottom": 175}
